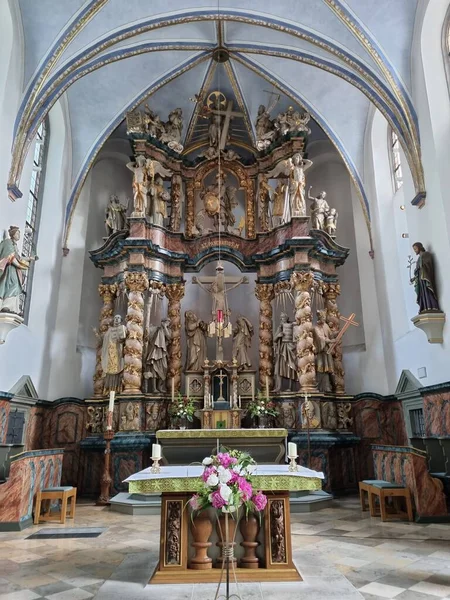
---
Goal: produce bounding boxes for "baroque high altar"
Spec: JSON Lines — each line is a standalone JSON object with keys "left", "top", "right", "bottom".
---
{"left": 87, "top": 91, "right": 353, "bottom": 442}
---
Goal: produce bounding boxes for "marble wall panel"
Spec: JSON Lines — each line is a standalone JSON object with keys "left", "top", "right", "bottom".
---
{"left": 0, "top": 450, "right": 63, "bottom": 525}
{"left": 423, "top": 393, "right": 450, "bottom": 437}
{"left": 298, "top": 449, "right": 330, "bottom": 490}
{"left": 112, "top": 451, "right": 143, "bottom": 495}
{"left": 81, "top": 451, "right": 103, "bottom": 498}
{"left": 373, "top": 447, "right": 447, "bottom": 517}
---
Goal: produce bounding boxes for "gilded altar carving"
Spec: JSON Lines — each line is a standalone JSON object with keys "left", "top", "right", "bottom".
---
{"left": 290, "top": 272, "right": 317, "bottom": 391}
{"left": 166, "top": 283, "right": 185, "bottom": 392}
{"left": 185, "top": 179, "right": 195, "bottom": 238}
{"left": 270, "top": 500, "right": 286, "bottom": 564}
{"left": 120, "top": 401, "right": 141, "bottom": 431}
{"left": 123, "top": 272, "right": 148, "bottom": 394}
{"left": 86, "top": 405, "right": 105, "bottom": 434}
{"left": 321, "top": 401, "right": 338, "bottom": 430}
{"left": 166, "top": 501, "right": 182, "bottom": 565}
{"left": 93, "top": 283, "right": 118, "bottom": 397}
{"left": 323, "top": 283, "right": 345, "bottom": 394}
{"left": 145, "top": 401, "right": 168, "bottom": 431}
{"left": 255, "top": 283, "right": 275, "bottom": 390}
{"left": 301, "top": 397, "right": 321, "bottom": 429}
{"left": 337, "top": 402, "right": 353, "bottom": 430}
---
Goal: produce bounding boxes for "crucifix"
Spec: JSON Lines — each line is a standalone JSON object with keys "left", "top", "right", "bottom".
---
{"left": 192, "top": 263, "right": 248, "bottom": 360}
{"left": 327, "top": 312, "right": 359, "bottom": 354}
{"left": 206, "top": 92, "right": 244, "bottom": 150}
{"left": 216, "top": 369, "right": 227, "bottom": 403}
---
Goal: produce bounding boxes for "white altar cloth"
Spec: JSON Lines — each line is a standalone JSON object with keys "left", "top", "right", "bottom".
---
{"left": 124, "top": 463, "right": 324, "bottom": 483}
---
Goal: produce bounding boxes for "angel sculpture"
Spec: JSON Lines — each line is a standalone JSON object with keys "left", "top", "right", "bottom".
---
{"left": 266, "top": 152, "right": 313, "bottom": 221}
{"left": 126, "top": 156, "right": 172, "bottom": 216}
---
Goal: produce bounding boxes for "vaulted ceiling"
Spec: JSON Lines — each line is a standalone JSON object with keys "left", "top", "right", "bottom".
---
{"left": 10, "top": 0, "right": 424, "bottom": 246}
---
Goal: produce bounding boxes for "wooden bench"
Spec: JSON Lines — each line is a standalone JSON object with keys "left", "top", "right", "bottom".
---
{"left": 359, "top": 480, "right": 413, "bottom": 522}
{"left": 34, "top": 486, "right": 77, "bottom": 525}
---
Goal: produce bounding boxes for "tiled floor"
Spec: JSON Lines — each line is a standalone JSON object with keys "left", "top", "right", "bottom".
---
{"left": 0, "top": 497, "right": 449, "bottom": 599}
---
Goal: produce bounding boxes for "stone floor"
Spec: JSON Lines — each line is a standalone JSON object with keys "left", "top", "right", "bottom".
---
{"left": 0, "top": 496, "right": 450, "bottom": 600}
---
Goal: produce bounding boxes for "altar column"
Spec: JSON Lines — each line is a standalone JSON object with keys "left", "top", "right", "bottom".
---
{"left": 290, "top": 271, "right": 317, "bottom": 392}
{"left": 123, "top": 272, "right": 148, "bottom": 394}
{"left": 185, "top": 180, "right": 195, "bottom": 238}
{"left": 93, "top": 283, "right": 117, "bottom": 397}
{"left": 255, "top": 283, "right": 275, "bottom": 390}
{"left": 166, "top": 282, "right": 185, "bottom": 393}
{"left": 324, "top": 283, "right": 345, "bottom": 394}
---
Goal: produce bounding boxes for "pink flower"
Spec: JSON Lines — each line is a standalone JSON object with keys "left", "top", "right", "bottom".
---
{"left": 211, "top": 489, "right": 226, "bottom": 509}
{"left": 216, "top": 453, "right": 237, "bottom": 468}
{"left": 237, "top": 477, "right": 253, "bottom": 501}
{"left": 189, "top": 494, "right": 201, "bottom": 510}
{"left": 202, "top": 466, "right": 216, "bottom": 482}
{"left": 229, "top": 471, "right": 239, "bottom": 484}
{"left": 252, "top": 491, "right": 267, "bottom": 512}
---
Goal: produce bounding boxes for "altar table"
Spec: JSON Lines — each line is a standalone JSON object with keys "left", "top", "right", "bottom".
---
{"left": 125, "top": 463, "right": 324, "bottom": 583}
{"left": 156, "top": 428, "right": 288, "bottom": 465}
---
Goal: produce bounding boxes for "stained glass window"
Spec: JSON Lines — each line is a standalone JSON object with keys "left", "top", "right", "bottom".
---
{"left": 390, "top": 129, "right": 403, "bottom": 192}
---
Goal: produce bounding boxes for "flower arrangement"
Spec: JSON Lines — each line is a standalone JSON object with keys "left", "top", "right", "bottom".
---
{"left": 247, "top": 392, "right": 279, "bottom": 419}
{"left": 168, "top": 393, "right": 196, "bottom": 423}
{"left": 189, "top": 450, "right": 268, "bottom": 515}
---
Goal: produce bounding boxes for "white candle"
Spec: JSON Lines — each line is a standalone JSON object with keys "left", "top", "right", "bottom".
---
{"left": 152, "top": 443, "right": 161, "bottom": 459}
{"left": 108, "top": 390, "right": 115, "bottom": 412}
{"left": 265, "top": 376, "right": 269, "bottom": 400}
{"left": 171, "top": 378, "right": 175, "bottom": 401}
{"left": 251, "top": 378, "right": 255, "bottom": 400}
{"left": 238, "top": 395, "right": 241, "bottom": 408}
{"left": 288, "top": 442, "right": 297, "bottom": 457}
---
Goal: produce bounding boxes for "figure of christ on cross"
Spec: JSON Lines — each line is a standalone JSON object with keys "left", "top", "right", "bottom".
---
{"left": 327, "top": 312, "right": 359, "bottom": 354}
{"left": 192, "top": 263, "right": 248, "bottom": 360}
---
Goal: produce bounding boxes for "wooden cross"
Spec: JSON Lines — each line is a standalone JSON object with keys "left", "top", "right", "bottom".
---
{"left": 327, "top": 312, "right": 359, "bottom": 354}
{"left": 208, "top": 98, "right": 244, "bottom": 150}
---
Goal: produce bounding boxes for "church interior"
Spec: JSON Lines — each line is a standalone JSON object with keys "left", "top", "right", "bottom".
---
{"left": 1, "top": 1, "right": 450, "bottom": 599}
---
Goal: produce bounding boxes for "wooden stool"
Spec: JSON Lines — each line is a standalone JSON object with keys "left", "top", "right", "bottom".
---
{"left": 34, "top": 486, "right": 77, "bottom": 525}
{"left": 359, "top": 480, "right": 377, "bottom": 513}
{"left": 368, "top": 482, "right": 413, "bottom": 522}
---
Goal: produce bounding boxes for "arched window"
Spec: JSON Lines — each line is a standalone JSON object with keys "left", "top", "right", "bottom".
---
{"left": 20, "top": 119, "right": 49, "bottom": 318}
{"left": 389, "top": 129, "right": 403, "bottom": 192}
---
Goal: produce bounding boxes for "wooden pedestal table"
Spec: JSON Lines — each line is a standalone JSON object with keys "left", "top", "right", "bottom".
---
{"left": 124, "top": 463, "right": 324, "bottom": 584}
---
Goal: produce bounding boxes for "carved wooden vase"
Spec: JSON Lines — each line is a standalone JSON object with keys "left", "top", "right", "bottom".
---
{"left": 189, "top": 510, "right": 213, "bottom": 570}
{"left": 239, "top": 512, "right": 260, "bottom": 568}
{"left": 215, "top": 513, "right": 237, "bottom": 566}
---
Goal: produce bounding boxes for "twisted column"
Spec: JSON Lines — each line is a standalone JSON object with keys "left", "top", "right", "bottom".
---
{"left": 255, "top": 283, "right": 274, "bottom": 391}
{"left": 185, "top": 180, "right": 195, "bottom": 238}
{"left": 290, "top": 271, "right": 317, "bottom": 392}
{"left": 324, "top": 283, "right": 345, "bottom": 394}
{"left": 93, "top": 283, "right": 117, "bottom": 397}
{"left": 166, "top": 282, "right": 185, "bottom": 393}
{"left": 123, "top": 272, "right": 148, "bottom": 394}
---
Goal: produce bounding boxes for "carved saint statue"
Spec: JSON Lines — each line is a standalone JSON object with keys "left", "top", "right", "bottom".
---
{"left": 126, "top": 155, "right": 148, "bottom": 214}
{"left": 273, "top": 313, "right": 297, "bottom": 392}
{"left": 185, "top": 310, "right": 208, "bottom": 371}
{"left": 149, "top": 175, "right": 170, "bottom": 226}
{"left": 160, "top": 108, "right": 184, "bottom": 152}
{"left": 105, "top": 195, "right": 127, "bottom": 236}
{"left": 0, "top": 226, "right": 37, "bottom": 314}
{"left": 272, "top": 180, "right": 285, "bottom": 227}
{"left": 98, "top": 314, "right": 127, "bottom": 393}
{"left": 325, "top": 208, "right": 338, "bottom": 237}
{"left": 312, "top": 310, "right": 335, "bottom": 393}
{"left": 232, "top": 316, "right": 254, "bottom": 368}
{"left": 308, "top": 187, "right": 330, "bottom": 230}
{"left": 411, "top": 242, "right": 440, "bottom": 313}
{"left": 143, "top": 318, "right": 172, "bottom": 393}
{"left": 170, "top": 175, "right": 183, "bottom": 232}
{"left": 258, "top": 174, "right": 272, "bottom": 232}
{"left": 267, "top": 152, "right": 313, "bottom": 220}
{"left": 208, "top": 113, "right": 222, "bottom": 148}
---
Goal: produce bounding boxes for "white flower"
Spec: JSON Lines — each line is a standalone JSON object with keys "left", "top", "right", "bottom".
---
{"left": 219, "top": 484, "right": 232, "bottom": 502}
{"left": 246, "top": 464, "right": 256, "bottom": 475}
{"left": 206, "top": 473, "right": 219, "bottom": 487}
{"left": 217, "top": 465, "right": 232, "bottom": 484}
{"left": 178, "top": 403, "right": 183, "bottom": 408}
{"left": 232, "top": 465, "right": 242, "bottom": 474}
{"left": 202, "top": 457, "right": 213, "bottom": 466}
{"left": 222, "top": 504, "right": 237, "bottom": 513}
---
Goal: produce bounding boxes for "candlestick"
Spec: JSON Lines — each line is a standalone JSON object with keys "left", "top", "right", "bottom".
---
{"left": 106, "top": 411, "right": 113, "bottom": 431}
{"left": 288, "top": 455, "right": 299, "bottom": 472}
{"left": 171, "top": 378, "right": 175, "bottom": 401}
{"left": 108, "top": 390, "right": 115, "bottom": 412}
{"left": 238, "top": 395, "right": 241, "bottom": 409}
{"left": 251, "top": 378, "right": 255, "bottom": 401}
{"left": 151, "top": 457, "right": 161, "bottom": 474}
{"left": 265, "top": 376, "right": 269, "bottom": 401}
{"left": 152, "top": 443, "right": 161, "bottom": 459}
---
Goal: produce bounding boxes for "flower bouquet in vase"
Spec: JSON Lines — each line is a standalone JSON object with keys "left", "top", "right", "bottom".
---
{"left": 247, "top": 392, "right": 279, "bottom": 428}
{"left": 168, "top": 393, "right": 195, "bottom": 429}
{"left": 189, "top": 450, "right": 267, "bottom": 578}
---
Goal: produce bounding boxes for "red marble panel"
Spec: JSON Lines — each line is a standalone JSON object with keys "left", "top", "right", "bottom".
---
{"left": 0, "top": 450, "right": 63, "bottom": 523}
{"left": 423, "top": 393, "right": 450, "bottom": 437}
{"left": 0, "top": 400, "right": 11, "bottom": 444}
{"left": 373, "top": 447, "right": 447, "bottom": 517}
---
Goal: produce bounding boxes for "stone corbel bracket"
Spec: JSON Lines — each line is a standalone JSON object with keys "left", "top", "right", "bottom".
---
{"left": 411, "top": 311, "right": 445, "bottom": 344}
{"left": 0, "top": 313, "right": 24, "bottom": 344}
